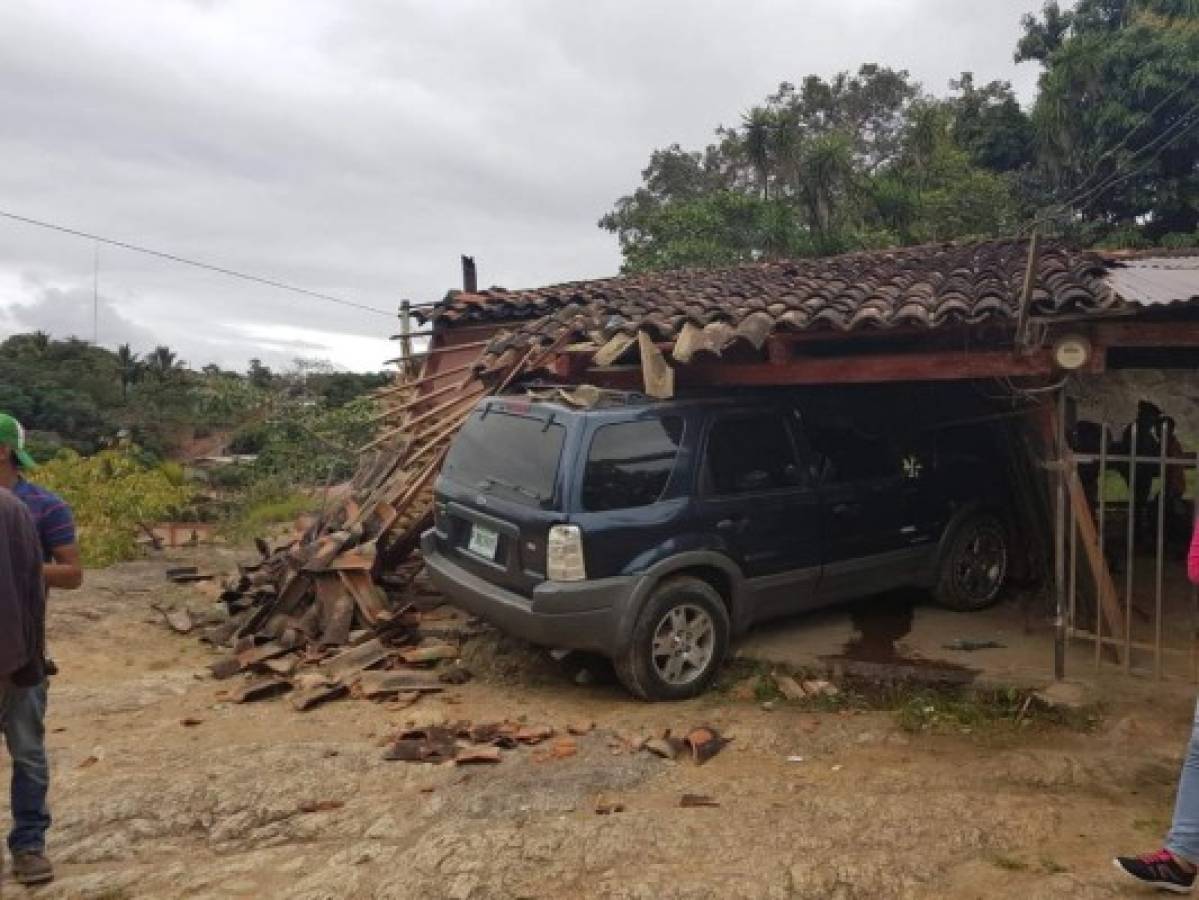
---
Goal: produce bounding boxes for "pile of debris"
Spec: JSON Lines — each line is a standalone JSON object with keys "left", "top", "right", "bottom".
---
{"left": 380, "top": 721, "right": 729, "bottom": 767}
{"left": 170, "top": 331, "right": 573, "bottom": 685}
{"left": 204, "top": 602, "right": 476, "bottom": 713}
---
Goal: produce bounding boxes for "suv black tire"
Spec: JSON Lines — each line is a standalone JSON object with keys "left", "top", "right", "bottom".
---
{"left": 933, "top": 512, "right": 1010, "bottom": 611}
{"left": 614, "top": 576, "right": 730, "bottom": 702}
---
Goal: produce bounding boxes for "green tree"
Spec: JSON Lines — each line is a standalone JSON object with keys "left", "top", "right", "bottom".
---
{"left": 1016, "top": 0, "right": 1199, "bottom": 239}
{"left": 115, "top": 343, "right": 141, "bottom": 402}
{"left": 145, "top": 345, "right": 183, "bottom": 381}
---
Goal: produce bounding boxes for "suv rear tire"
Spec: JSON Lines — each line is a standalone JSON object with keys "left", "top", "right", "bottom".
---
{"left": 614, "top": 576, "right": 730, "bottom": 702}
{"left": 933, "top": 513, "right": 1009, "bottom": 611}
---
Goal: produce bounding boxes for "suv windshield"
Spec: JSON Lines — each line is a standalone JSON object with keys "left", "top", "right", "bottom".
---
{"left": 442, "top": 409, "right": 565, "bottom": 509}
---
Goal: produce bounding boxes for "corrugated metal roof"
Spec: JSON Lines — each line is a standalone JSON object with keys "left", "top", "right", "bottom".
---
{"left": 1105, "top": 255, "right": 1199, "bottom": 308}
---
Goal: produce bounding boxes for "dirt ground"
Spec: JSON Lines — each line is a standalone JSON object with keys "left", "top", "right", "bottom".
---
{"left": 5, "top": 548, "right": 1198, "bottom": 899}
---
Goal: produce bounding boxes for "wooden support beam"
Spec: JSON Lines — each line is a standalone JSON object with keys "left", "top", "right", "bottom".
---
{"left": 384, "top": 340, "right": 490, "bottom": 365}
{"left": 580, "top": 348, "right": 1100, "bottom": 389}
{"left": 1087, "top": 322, "right": 1199, "bottom": 348}
{"left": 1065, "top": 462, "right": 1126, "bottom": 661}
{"left": 372, "top": 362, "right": 475, "bottom": 397}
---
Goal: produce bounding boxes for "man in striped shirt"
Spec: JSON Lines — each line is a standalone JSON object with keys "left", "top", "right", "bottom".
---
{"left": 0, "top": 413, "right": 81, "bottom": 886}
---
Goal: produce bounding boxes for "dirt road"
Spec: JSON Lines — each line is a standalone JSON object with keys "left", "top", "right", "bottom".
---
{"left": 4, "top": 551, "right": 1194, "bottom": 898}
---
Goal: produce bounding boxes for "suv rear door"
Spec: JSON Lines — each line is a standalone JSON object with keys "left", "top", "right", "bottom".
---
{"left": 434, "top": 403, "right": 572, "bottom": 596}
{"left": 696, "top": 408, "right": 821, "bottom": 621}
{"left": 805, "top": 418, "right": 925, "bottom": 602}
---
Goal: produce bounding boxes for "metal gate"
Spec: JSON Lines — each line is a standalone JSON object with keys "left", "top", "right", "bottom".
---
{"left": 1061, "top": 404, "right": 1199, "bottom": 680}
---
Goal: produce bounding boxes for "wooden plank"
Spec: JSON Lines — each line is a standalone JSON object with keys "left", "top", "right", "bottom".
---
{"left": 638, "top": 330, "right": 675, "bottom": 399}
{"left": 360, "top": 388, "right": 484, "bottom": 453}
{"left": 384, "top": 340, "right": 490, "bottom": 364}
{"left": 1066, "top": 463, "right": 1126, "bottom": 659}
{"left": 1013, "top": 231, "right": 1040, "bottom": 352}
{"left": 372, "top": 362, "right": 475, "bottom": 397}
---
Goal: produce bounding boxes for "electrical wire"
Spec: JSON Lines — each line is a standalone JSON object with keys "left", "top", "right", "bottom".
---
{"left": 1056, "top": 78, "right": 1196, "bottom": 205}
{"left": 1022, "top": 89, "right": 1199, "bottom": 234}
{"left": 0, "top": 208, "right": 397, "bottom": 318}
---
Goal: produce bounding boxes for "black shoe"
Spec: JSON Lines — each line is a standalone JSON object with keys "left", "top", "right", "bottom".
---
{"left": 1114, "top": 849, "right": 1195, "bottom": 893}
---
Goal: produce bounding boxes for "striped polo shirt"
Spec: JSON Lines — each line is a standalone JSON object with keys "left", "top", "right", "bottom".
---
{"left": 12, "top": 478, "right": 77, "bottom": 561}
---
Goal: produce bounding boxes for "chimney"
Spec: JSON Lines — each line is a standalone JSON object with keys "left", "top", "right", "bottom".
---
{"left": 461, "top": 255, "right": 477, "bottom": 293}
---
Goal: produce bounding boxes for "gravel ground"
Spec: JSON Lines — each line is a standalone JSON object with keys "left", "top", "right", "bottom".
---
{"left": 2, "top": 549, "right": 1194, "bottom": 899}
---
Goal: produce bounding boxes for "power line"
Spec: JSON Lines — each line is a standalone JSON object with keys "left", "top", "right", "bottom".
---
{"left": 0, "top": 208, "right": 397, "bottom": 318}
{"left": 1022, "top": 91, "right": 1199, "bottom": 235}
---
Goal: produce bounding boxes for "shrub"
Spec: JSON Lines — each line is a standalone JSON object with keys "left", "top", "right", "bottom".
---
{"left": 34, "top": 447, "right": 193, "bottom": 567}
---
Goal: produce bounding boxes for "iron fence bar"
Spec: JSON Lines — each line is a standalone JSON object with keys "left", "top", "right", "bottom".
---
{"left": 1156, "top": 430, "right": 1168, "bottom": 680}
{"left": 1194, "top": 451, "right": 1199, "bottom": 683}
{"left": 1071, "top": 453, "right": 1197, "bottom": 466}
{"left": 1097, "top": 426, "right": 1108, "bottom": 671}
{"left": 1125, "top": 422, "right": 1137, "bottom": 673}
{"left": 1070, "top": 628, "right": 1194, "bottom": 657}
{"left": 1069, "top": 470, "right": 1079, "bottom": 637}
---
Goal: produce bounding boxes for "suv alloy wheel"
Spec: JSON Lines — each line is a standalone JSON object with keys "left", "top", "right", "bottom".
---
{"left": 933, "top": 513, "right": 1010, "bottom": 611}
{"left": 614, "top": 576, "right": 730, "bottom": 701}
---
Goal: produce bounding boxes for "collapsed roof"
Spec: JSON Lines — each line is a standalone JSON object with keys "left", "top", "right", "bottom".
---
{"left": 419, "top": 238, "right": 1199, "bottom": 374}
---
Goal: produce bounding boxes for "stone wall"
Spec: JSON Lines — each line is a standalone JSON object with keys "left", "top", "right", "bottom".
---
{"left": 1073, "top": 370, "right": 1199, "bottom": 445}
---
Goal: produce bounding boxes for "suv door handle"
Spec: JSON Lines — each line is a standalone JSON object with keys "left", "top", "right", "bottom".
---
{"left": 716, "top": 515, "right": 747, "bottom": 533}
{"left": 832, "top": 502, "right": 862, "bottom": 517}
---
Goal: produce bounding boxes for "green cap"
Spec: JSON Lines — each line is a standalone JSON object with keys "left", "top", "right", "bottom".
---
{"left": 0, "top": 413, "right": 37, "bottom": 469}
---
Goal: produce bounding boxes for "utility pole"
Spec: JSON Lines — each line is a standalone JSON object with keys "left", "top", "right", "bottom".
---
{"left": 93, "top": 241, "right": 99, "bottom": 345}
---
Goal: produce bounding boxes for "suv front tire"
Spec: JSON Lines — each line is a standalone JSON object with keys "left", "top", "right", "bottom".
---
{"left": 614, "top": 576, "right": 730, "bottom": 702}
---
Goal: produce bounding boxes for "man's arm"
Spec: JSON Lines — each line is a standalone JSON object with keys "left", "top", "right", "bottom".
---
{"left": 44, "top": 542, "right": 82, "bottom": 590}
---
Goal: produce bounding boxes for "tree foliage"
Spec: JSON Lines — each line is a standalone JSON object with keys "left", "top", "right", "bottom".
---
{"left": 35, "top": 446, "right": 193, "bottom": 567}
{"left": 0, "top": 334, "right": 390, "bottom": 460}
{"left": 601, "top": 2, "right": 1199, "bottom": 270}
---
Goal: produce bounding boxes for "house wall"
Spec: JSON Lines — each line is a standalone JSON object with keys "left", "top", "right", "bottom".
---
{"left": 1075, "top": 370, "right": 1199, "bottom": 445}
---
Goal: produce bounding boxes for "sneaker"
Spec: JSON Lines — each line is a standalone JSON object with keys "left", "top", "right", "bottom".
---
{"left": 11, "top": 850, "right": 54, "bottom": 885}
{"left": 1114, "top": 849, "right": 1196, "bottom": 893}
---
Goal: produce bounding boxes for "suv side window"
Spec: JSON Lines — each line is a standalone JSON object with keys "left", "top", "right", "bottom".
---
{"left": 582, "top": 417, "right": 684, "bottom": 511}
{"left": 806, "top": 422, "right": 899, "bottom": 484}
{"left": 704, "top": 413, "right": 800, "bottom": 495}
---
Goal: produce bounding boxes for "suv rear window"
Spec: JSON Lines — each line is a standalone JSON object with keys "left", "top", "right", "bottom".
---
{"left": 582, "top": 417, "right": 683, "bottom": 511}
{"left": 442, "top": 409, "right": 565, "bottom": 508}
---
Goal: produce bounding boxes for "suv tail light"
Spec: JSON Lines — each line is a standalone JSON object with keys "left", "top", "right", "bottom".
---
{"left": 546, "top": 525, "right": 586, "bottom": 582}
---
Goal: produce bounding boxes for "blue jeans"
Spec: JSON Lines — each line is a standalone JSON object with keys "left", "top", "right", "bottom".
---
{"left": 0, "top": 681, "right": 51, "bottom": 853}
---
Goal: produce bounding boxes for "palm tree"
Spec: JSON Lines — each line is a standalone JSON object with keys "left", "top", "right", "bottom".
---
{"left": 115, "top": 343, "right": 141, "bottom": 401}
{"left": 742, "top": 107, "right": 775, "bottom": 200}
{"left": 146, "top": 345, "right": 182, "bottom": 381}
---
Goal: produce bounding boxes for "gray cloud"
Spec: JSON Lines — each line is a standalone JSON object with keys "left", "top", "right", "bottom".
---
{"left": 0, "top": 0, "right": 1043, "bottom": 371}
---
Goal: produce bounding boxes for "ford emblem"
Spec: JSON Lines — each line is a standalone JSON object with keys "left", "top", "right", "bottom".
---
{"left": 476, "top": 495, "right": 488, "bottom": 506}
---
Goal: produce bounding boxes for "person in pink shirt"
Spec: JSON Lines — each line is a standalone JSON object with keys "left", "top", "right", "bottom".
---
{"left": 1116, "top": 514, "right": 1199, "bottom": 892}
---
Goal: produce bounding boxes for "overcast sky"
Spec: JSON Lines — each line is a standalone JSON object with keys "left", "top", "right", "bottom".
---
{"left": 0, "top": 0, "right": 1043, "bottom": 372}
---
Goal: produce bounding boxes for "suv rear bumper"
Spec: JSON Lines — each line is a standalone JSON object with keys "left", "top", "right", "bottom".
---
{"left": 421, "top": 530, "right": 636, "bottom": 656}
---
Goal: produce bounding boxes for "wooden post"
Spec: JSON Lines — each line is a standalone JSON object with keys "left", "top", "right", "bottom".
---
{"left": 461, "top": 255, "right": 477, "bottom": 293}
{"left": 399, "top": 300, "right": 413, "bottom": 378}
{"left": 1014, "top": 230, "right": 1040, "bottom": 354}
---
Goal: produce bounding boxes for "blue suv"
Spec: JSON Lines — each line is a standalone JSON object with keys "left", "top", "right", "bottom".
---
{"left": 422, "top": 387, "right": 1012, "bottom": 700}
